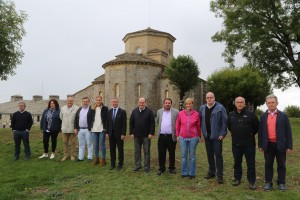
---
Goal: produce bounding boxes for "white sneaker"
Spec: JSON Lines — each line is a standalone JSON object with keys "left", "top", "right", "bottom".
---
{"left": 50, "top": 153, "right": 55, "bottom": 159}
{"left": 39, "top": 153, "right": 48, "bottom": 158}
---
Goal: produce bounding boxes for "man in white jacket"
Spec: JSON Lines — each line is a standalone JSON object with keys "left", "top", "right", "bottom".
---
{"left": 60, "top": 96, "right": 79, "bottom": 161}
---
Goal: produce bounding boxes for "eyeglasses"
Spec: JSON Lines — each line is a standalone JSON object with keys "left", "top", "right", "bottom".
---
{"left": 206, "top": 97, "right": 214, "bottom": 99}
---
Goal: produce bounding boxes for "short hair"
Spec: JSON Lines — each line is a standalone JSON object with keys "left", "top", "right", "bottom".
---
{"left": 265, "top": 94, "right": 278, "bottom": 102}
{"left": 185, "top": 97, "right": 194, "bottom": 104}
{"left": 48, "top": 99, "right": 60, "bottom": 109}
{"left": 82, "top": 96, "right": 90, "bottom": 101}
{"left": 111, "top": 97, "right": 119, "bottom": 102}
{"left": 95, "top": 95, "right": 102, "bottom": 100}
{"left": 139, "top": 97, "right": 146, "bottom": 102}
{"left": 18, "top": 101, "right": 26, "bottom": 107}
{"left": 163, "top": 98, "right": 172, "bottom": 104}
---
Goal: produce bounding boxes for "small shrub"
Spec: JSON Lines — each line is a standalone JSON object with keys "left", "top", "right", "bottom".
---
{"left": 255, "top": 108, "right": 264, "bottom": 117}
{"left": 284, "top": 105, "right": 300, "bottom": 118}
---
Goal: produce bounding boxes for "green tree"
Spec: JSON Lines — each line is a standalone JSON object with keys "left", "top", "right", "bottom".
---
{"left": 207, "top": 65, "right": 272, "bottom": 111}
{"left": 0, "top": 0, "right": 27, "bottom": 80}
{"left": 165, "top": 55, "right": 200, "bottom": 107}
{"left": 284, "top": 105, "right": 300, "bottom": 118}
{"left": 210, "top": 0, "right": 300, "bottom": 89}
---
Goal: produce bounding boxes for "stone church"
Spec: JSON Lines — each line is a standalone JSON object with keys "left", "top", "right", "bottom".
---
{"left": 73, "top": 28, "right": 207, "bottom": 115}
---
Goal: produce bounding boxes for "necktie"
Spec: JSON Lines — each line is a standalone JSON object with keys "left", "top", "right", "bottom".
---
{"left": 113, "top": 108, "right": 116, "bottom": 122}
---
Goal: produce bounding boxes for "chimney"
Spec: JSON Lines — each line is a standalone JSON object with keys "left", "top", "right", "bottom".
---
{"left": 49, "top": 95, "right": 59, "bottom": 100}
{"left": 11, "top": 95, "right": 23, "bottom": 102}
{"left": 33, "top": 95, "right": 43, "bottom": 101}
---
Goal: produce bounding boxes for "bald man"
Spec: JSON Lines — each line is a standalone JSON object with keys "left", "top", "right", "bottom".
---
{"left": 227, "top": 96, "right": 259, "bottom": 190}
{"left": 130, "top": 97, "right": 155, "bottom": 173}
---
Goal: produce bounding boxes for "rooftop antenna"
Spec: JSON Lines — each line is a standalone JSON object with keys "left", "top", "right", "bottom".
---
{"left": 42, "top": 82, "right": 44, "bottom": 97}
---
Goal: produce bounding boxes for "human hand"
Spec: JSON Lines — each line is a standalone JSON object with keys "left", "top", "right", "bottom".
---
{"left": 286, "top": 149, "right": 292, "bottom": 154}
{"left": 148, "top": 134, "right": 153, "bottom": 139}
{"left": 259, "top": 148, "right": 264, "bottom": 152}
{"left": 130, "top": 134, "right": 134, "bottom": 139}
{"left": 121, "top": 135, "right": 125, "bottom": 140}
{"left": 106, "top": 134, "right": 109, "bottom": 139}
{"left": 218, "top": 136, "right": 224, "bottom": 140}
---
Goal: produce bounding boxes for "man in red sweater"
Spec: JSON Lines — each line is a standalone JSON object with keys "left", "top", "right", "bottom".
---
{"left": 258, "top": 94, "right": 293, "bottom": 191}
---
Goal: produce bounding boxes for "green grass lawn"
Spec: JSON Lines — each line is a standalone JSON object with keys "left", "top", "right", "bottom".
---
{"left": 1, "top": 118, "right": 299, "bottom": 200}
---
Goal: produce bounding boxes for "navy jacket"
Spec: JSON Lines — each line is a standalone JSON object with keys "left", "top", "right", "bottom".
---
{"left": 258, "top": 110, "right": 293, "bottom": 152}
{"left": 129, "top": 107, "right": 155, "bottom": 138}
{"left": 40, "top": 109, "right": 62, "bottom": 133}
{"left": 106, "top": 107, "right": 127, "bottom": 137}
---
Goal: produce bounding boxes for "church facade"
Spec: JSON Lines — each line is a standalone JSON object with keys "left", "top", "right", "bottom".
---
{"left": 73, "top": 28, "right": 207, "bottom": 115}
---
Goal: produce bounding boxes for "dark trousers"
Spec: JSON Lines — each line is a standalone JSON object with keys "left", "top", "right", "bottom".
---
{"left": 43, "top": 132, "right": 59, "bottom": 153}
{"left": 158, "top": 134, "right": 177, "bottom": 172}
{"left": 204, "top": 137, "right": 223, "bottom": 177}
{"left": 134, "top": 137, "right": 151, "bottom": 170}
{"left": 14, "top": 130, "right": 30, "bottom": 159}
{"left": 264, "top": 142, "right": 286, "bottom": 185}
{"left": 232, "top": 144, "right": 256, "bottom": 183}
{"left": 109, "top": 133, "right": 124, "bottom": 167}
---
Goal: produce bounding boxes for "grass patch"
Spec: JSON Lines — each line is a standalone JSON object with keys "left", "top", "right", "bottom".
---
{"left": 0, "top": 118, "right": 299, "bottom": 199}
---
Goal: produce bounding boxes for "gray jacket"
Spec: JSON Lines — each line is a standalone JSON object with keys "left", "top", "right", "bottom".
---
{"left": 60, "top": 104, "right": 79, "bottom": 133}
{"left": 157, "top": 107, "right": 179, "bottom": 142}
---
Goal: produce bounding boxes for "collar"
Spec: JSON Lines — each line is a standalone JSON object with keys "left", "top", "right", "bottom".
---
{"left": 267, "top": 109, "right": 278, "bottom": 116}
{"left": 206, "top": 102, "right": 216, "bottom": 109}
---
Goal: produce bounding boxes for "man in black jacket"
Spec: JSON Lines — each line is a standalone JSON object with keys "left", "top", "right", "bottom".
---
{"left": 106, "top": 98, "right": 127, "bottom": 170}
{"left": 130, "top": 97, "right": 155, "bottom": 173}
{"left": 11, "top": 102, "right": 33, "bottom": 160}
{"left": 227, "top": 96, "right": 259, "bottom": 190}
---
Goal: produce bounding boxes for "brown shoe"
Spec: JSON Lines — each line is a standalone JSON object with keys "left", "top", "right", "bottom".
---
{"left": 93, "top": 157, "right": 100, "bottom": 166}
{"left": 100, "top": 158, "right": 106, "bottom": 166}
{"left": 61, "top": 156, "right": 68, "bottom": 162}
{"left": 70, "top": 156, "right": 75, "bottom": 161}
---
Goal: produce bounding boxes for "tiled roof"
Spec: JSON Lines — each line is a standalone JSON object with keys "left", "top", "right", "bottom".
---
{"left": 123, "top": 27, "right": 176, "bottom": 42}
{"left": 102, "top": 53, "right": 165, "bottom": 68}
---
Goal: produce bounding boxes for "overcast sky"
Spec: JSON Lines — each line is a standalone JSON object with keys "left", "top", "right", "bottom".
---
{"left": 1, "top": 0, "right": 299, "bottom": 110}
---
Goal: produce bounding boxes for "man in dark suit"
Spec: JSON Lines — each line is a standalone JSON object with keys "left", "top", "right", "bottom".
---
{"left": 258, "top": 94, "right": 293, "bottom": 191}
{"left": 106, "top": 98, "right": 127, "bottom": 170}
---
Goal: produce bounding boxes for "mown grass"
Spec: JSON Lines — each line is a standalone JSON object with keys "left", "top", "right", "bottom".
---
{"left": 0, "top": 118, "right": 299, "bottom": 200}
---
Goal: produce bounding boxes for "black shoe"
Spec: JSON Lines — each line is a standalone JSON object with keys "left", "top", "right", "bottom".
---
{"left": 204, "top": 172, "right": 215, "bottom": 179}
{"left": 88, "top": 159, "right": 93, "bottom": 162}
{"left": 217, "top": 176, "right": 224, "bottom": 184}
{"left": 76, "top": 159, "right": 83, "bottom": 162}
{"left": 117, "top": 166, "right": 123, "bottom": 171}
{"left": 109, "top": 166, "right": 115, "bottom": 170}
{"left": 232, "top": 179, "right": 240, "bottom": 186}
{"left": 249, "top": 183, "right": 256, "bottom": 190}
{"left": 14, "top": 157, "right": 19, "bottom": 161}
{"left": 181, "top": 175, "right": 188, "bottom": 178}
{"left": 169, "top": 169, "right": 176, "bottom": 174}
{"left": 157, "top": 171, "right": 165, "bottom": 176}
{"left": 264, "top": 182, "right": 273, "bottom": 191}
{"left": 189, "top": 175, "right": 196, "bottom": 179}
{"left": 278, "top": 184, "right": 287, "bottom": 191}
{"left": 133, "top": 167, "right": 141, "bottom": 172}
{"left": 144, "top": 168, "right": 150, "bottom": 173}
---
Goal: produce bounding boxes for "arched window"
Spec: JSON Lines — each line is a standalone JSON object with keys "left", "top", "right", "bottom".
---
{"left": 165, "top": 90, "right": 169, "bottom": 98}
{"left": 137, "top": 84, "right": 141, "bottom": 97}
{"left": 115, "top": 84, "right": 120, "bottom": 97}
{"left": 99, "top": 91, "right": 103, "bottom": 97}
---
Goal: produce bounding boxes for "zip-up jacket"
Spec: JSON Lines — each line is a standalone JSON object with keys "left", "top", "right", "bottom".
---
{"left": 227, "top": 108, "right": 259, "bottom": 146}
{"left": 176, "top": 109, "right": 201, "bottom": 139}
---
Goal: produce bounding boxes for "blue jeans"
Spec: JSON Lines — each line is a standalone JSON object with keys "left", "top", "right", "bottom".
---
{"left": 14, "top": 130, "right": 30, "bottom": 160}
{"left": 92, "top": 131, "right": 106, "bottom": 159}
{"left": 179, "top": 137, "right": 199, "bottom": 176}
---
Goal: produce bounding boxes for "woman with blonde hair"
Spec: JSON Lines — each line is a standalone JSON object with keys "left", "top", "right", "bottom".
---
{"left": 176, "top": 98, "right": 201, "bottom": 178}
{"left": 89, "top": 96, "right": 108, "bottom": 166}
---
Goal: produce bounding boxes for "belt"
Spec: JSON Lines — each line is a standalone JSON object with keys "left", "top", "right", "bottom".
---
{"left": 80, "top": 127, "right": 88, "bottom": 129}
{"left": 160, "top": 133, "right": 172, "bottom": 135}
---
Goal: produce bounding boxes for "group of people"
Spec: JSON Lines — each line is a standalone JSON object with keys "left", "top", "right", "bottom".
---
{"left": 11, "top": 92, "right": 293, "bottom": 191}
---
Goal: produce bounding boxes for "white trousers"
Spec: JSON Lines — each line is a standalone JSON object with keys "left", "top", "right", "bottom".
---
{"left": 78, "top": 129, "right": 93, "bottom": 160}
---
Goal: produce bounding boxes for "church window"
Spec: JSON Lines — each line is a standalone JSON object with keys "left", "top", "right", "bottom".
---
{"left": 165, "top": 90, "right": 169, "bottom": 98}
{"left": 99, "top": 91, "right": 103, "bottom": 97}
{"left": 137, "top": 84, "right": 141, "bottom": 97}
{"left": 37, "top": 115, "right": 40, "bottom": 122}
{"left": 115, "top": 84, "right": 120, "bottom": 97}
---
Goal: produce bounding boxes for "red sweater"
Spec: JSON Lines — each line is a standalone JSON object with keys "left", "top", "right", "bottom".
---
{"left": 267, "top": 111, "right": 277, "bottom": 142}
{"left": 176, "top": 109, "right": 201, "bottom": 138}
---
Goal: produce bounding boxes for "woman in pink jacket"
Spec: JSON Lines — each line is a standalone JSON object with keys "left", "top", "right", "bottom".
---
{"left": 176, "top": 98, "right": 201, "bottom": 178}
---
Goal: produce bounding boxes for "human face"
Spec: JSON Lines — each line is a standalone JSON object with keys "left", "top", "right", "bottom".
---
{"left": 18, "top": 103, "right": 26, "bottom": 112}
{"left": 163, "top": 99, "right": 172, "bottom": 110}
{"left": 234, "top": 97, "right": 245, "bottom": 112}
{"left": 138, "top": 98, "right": 146, "bottom": 110}
{"left": 50, "top": 101, "right": 56, "bottom": 109}
{"left": 67, "top": 97, "right": 74, "bottom": 108}
{"left": 112, "top": 98, "right": 119, "bottom": 108}
{"left": 185, "top": 101, "right": 193, "bottom": 111}
{"left": 266, "top": 97, "right": 278, "bottom": 112}
{"left": 206, "top": 92, "right": 215, "bottom": 106}
{"left": 82, "top": 98, "right": 90, "bottom": 108}
{"left": 95, "top": 97, "right": 102, "bottom": 107}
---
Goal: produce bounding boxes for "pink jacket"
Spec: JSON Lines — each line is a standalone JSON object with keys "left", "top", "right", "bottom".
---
{"left": 176, "top": 109, "right": 201, "bottom": 139}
